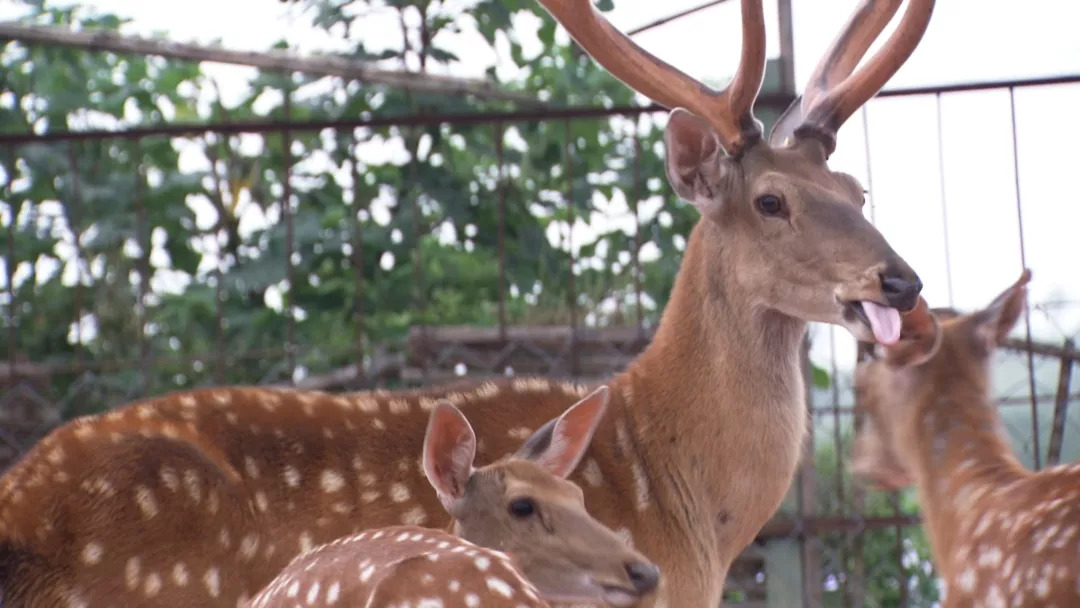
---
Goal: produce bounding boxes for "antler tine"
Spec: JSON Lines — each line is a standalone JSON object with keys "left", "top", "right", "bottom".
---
{"left": 536, "top": 0, "right": 767, "bottom": 154}
{"left": 800, "top": 0, "right": 903, "bottom": 117}
{"left": 803, "top": 0, "right": 935, "bottom": 140}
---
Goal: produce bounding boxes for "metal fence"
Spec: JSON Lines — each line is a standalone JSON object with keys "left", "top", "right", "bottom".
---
{"left": 1, "top": 43, "right": 1078, "bottom": 606}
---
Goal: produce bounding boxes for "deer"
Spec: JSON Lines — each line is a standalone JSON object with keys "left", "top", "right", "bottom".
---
{"left": 0, "top": 0, "right": 935, "bottom": 605}
{"left": 244, "top": 387, "right": 659, "bottom": 608}
{"left": 851, "top": 269, "right": 1080, "bottom": 607}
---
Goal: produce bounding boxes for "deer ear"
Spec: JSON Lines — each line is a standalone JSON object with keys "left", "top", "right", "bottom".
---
{"left": 514, "top": 386, "right": 610, "bottom": 479}
{"left": 971, "top": 269, "right": 1031, "bottom": 353}
{"left": 664, "top": 108, "right": 733, "bottom": 220}
{"left": 422, "top": 401, "right": 477, "bottom": 512}
{"left": 884, "top": 297, "right": 941, "bottom": 367}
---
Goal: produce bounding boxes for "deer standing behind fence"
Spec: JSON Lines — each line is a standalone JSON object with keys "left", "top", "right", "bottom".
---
{"left": 0, "top": 0, "right": 936, "bottom": 605}
{"left": 852, "top": 269, "right": 1080, "bottom": 607}
{"left": 245, "top": 387, "right": 659, "bottom": 607}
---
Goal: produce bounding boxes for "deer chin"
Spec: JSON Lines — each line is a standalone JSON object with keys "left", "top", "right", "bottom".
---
{"left": 542, "top": 578, "right": 642, "bottom": 607}
{"left": 838, "top": 299, "right": 902, "bottom": 345}
{"left": 598, "top": 584, "right": 646, "bottom": 607}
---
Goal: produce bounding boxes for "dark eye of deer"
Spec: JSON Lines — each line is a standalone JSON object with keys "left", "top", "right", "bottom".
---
{"left": 755, "top": 194, "right": 784, "bottom": 216}
{"left": 508, "top": 498, "right": 537, "bottom": 518}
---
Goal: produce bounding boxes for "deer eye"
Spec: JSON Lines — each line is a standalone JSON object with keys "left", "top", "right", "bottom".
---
{"left": 754, "top": 194, "right": 785, "bottom": 217}
{"left": 508, "top": 498, "right": 537, "bottom": 518}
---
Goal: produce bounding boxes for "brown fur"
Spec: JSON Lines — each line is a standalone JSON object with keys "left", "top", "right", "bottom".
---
{"left": 852, "top": 270, "right": 1080, "bottom": 607}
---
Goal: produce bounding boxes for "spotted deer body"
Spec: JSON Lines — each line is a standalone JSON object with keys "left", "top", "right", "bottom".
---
{"left": 246, "top": 390, "right": 657, "bottom": 608}
{"left": 245, "top": 527, "right": 548, "bottom": 608}
{"left": 853, "top": 270, "right": 1080, "bottom": 607}
{"left": 1, "top": 0, "right": 936, "bottom": 605}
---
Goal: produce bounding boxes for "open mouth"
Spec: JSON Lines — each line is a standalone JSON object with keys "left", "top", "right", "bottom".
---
{"left": 842, "top": 299, "right": 902, "bottom": 346}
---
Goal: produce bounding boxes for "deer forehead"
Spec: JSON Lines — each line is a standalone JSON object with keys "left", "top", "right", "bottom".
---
{"left": 493, "top": 462, "right": 581, "bottom": 503}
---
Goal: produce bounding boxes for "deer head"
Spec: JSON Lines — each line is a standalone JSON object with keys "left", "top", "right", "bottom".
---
{"left": 423, "top": 385, "right": 660, "bottom": 605}
{"left": 536, "top": 0, "right": 935, "bottom": 344}
{"left": 851, "top": 270, "right": 1032, "bottom": 490}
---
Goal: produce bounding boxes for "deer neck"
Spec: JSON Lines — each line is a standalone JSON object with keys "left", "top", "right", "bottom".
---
{"left": 902, "top": 378, "right": 1027, "bottom": 562}
{"left": 614, "top": 218, "right": 809, "bottom": 554}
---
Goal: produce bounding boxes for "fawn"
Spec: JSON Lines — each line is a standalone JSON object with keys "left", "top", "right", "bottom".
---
{"left": 245, "top": 387, "right": 659, "bottom": 607}
{"left": 852, "top": 269, "right": 1080, "bottom": 607}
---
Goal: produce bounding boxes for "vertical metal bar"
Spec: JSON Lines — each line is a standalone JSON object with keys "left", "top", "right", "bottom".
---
{"left": 860, "top": 107, "right": 877, "bottom": 225}
{"left": 852, "top": 343, "right": 876, "bottom": 608}
{"left": 564, "top": 119, "right": 578, "bottom": 378}
{"left": 632, "top": 123, "right": 644, "bottom": 334}
{"left": 495, "top": 122, "right": 508, "bottom": 342}
{"left": 829, "top": 329, "right": 845, "bottom": 509}
{"left": 410, "top": 134, "right": 427, "bottom": 384}
{"left": 214, "top": 267, "right": 225, "bottom": 385}
{"left": 827, "top": 327, "right": 849, "bottom": 604}
{"left": 4, "top": 146, "right": 16, "bottom": 378}
{"left": 934, "top": 93, "right": 955, "bottom": 308}
{"left": 133, "top": 138, "right": 151, "bottom": 396}
{"left": 1046, "top": 339, "right": 1075, "bottom": 466}
{"left": 893, "top": 494, "right": 908, "bottom": 608}
{"left": 1008, "top": 87, "right": 1040, "bottom": 470}
{"left": 66, "top": 143, "right": 86, "bottom": 370}
{"left": 797, "top": 334, "right": 821, "bottom": 607}
{"left": 776, "top": 0, "right": 796, "bottom": 97}
{"left": 282, "top": 89, "right": 297, "bottom": 381}
{"left": 350, "top": 139, "right": 367, "bottom": 384}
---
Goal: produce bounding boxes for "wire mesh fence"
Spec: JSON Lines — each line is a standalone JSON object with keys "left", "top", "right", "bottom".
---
{"left": 1, "top": 46, "right": 1078, "bottom": 606}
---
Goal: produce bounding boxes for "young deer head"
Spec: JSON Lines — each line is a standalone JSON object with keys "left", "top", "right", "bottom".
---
{"left": 247, "top": 385, "right": 660, "bottom": 608}
{"left": 424, "top": 385, "right": 659, "bottom": 605}
{"left": 537, "top": 0, "right": 934, "bottom": 344}
{"left": 851, "top": 271, "right": 1030, "bottom": 491}
{"left": 848, "top": 270, "right": 1080, "bottom": 606}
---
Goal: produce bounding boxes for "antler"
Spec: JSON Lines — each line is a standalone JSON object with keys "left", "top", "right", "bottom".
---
{"left": 536, "top": 0, "right": 767, "bottom": 155}
{"left": 771, "top": 0, "right": 935, "bottom": 153}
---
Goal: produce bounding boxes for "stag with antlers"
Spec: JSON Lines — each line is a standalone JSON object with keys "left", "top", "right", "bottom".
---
{"left": 0, "top": 1, "right": 934, "bottom": 606}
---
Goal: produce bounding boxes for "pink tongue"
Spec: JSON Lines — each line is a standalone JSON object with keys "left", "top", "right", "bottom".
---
{"left": 861, "top": 300, "right": 901, "bottom": 345}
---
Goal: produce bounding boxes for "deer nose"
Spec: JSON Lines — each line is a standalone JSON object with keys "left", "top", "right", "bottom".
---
{"left": 624, "top": 560, "right": 660, "bottom": 593}
{"left": 879, "top": 268, "right": 922, "bottom": 312}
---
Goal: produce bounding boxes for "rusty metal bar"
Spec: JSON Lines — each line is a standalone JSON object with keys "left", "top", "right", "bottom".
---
{"left": 133, "top": 139, "right": 151, "bottom": 396}
{"left": 3, "top": 146, "right": 16, "bottom": 376}
{"left": 4, "top": 75, "right": 1080, "bottom": 147}
{"left": 797, "top": 335, "right": 821, "bottom": 606}
{"left": 0, "top": 99, "right": 779, "bottom": 146}
{"left": 1046, "top": 339, "right": 1075, "bottom": 466}
{"left": 65, "top": 143, "right": 86, "bottom": 370}
{"left": 632, "top": 125, "right": 644, "bottom": 334}
{"left": 893, "top": 493, "right": 908, "bottom": 608}
{"left": 410, "top": 136, "right": 428, "bottom": 385}
{"left": 0, "top": 22, "right": 534, "bottom": 104}
{"left": 350, "top": 139, "right": 366, "bottom": 384}
{"left": 282, "top": 90, "right": 297, "bottom": 380}
{"left": 214, "top": 267, "right": 225, "bottom": 385}
{"left": 564, "top": 119, "right": 578, "bottom": 378}
{"left": 626, "top": 0, "right": 731, "bottom": 36}
{"left": 1008, "top": 86, "right": 1041, "bottom": 470}
{"left": 6, "top": 73, "right": 1080, "bottom": 148}
{"left": 757, "top": 513, "right": 923, "bottom": 540}
{"left": 495, "top": 122, "right": 508, "bottom": 342}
